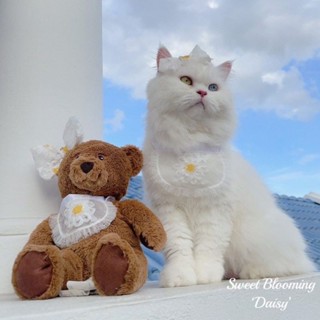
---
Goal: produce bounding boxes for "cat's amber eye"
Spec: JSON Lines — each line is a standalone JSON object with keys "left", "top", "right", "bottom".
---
{"left": 208, "top": 83, "right": 219, "bottom": 91}
{"left": 180, "top": 76, "right": 193, "bottom": 86}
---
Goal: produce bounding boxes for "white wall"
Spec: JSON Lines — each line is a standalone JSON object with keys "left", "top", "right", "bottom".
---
{"left": 0, "top": 0, "right": 103, "bottom": 231}
{"left": 0, "top": 0, "right": 103, "bottom": 294}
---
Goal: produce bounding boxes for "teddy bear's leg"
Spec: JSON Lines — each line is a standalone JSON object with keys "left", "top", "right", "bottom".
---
{"left": 12, "top": 245, "right": 83, "bottom": 299}
{"left": 12, "top": 245, "right": 64, "bottom": 299}
{"left": 60, "top": 248, "right": 84, "bottom": 288}
{"left": 92, "top": 233, "right": 148, "bottom": 296}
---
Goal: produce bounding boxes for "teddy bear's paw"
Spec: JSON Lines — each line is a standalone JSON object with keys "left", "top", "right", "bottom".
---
{"left": 195, "top": 258, "right": 224, "bottom": 284}
{"left": 12, "top": 246, "right": 64, "bottom": 299}
{"left": 160, "top": 261, "right": 197, "bottom": 288}
{"left": 93, "top": 242, "right": 129, "bottom": 295}
{"left": 14, "top": 251, "right": 52, "bottom": 299}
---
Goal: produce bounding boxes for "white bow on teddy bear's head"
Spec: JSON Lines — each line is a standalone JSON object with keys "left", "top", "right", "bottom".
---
{"left": 31, "top": 117, "right": 84, "bottom": 180}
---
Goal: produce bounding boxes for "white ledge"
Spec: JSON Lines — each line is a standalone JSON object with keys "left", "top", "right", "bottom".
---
{"left": 304, "top": 192, "right": 320, "bottom": 204}
{"left": 1, "top": 273, "right": 320, "bottom": 320}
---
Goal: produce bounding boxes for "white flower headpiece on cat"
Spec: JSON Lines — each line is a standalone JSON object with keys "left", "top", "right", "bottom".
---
{"left": 31, "top": 117, "right": 83, "bottom": 180}
{"left": 157, "top": 44, "right": 232, "bottom": 82}
{"left": 157, "top": 45, "right": 212, "bottom": 72}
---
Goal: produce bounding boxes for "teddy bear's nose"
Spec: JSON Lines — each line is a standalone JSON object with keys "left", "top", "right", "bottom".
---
{"left": 80, "top": 162, "right": 94, "bottom": 174}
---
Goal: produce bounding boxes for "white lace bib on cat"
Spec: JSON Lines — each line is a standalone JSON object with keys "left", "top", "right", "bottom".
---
{"left": 154, "top": 147, "right": 226, "bottom": 197}
{"left": 50, "top": 194, "right": 117, "bottom": 248}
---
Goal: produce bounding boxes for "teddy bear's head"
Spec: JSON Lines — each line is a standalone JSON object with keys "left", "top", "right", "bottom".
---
{"left": 58, "top": 140, "right": 142, "bottom": 200}
{"left": 31, "top": 118, "right": 143, "bottom": 201}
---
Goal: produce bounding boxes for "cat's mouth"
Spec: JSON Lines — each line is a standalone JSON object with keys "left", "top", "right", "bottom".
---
{"left": 185, "top": 97, "right": 207, "bottom": 113}
{"left": 192, "top": 101, "right": 205, "bottom": 110}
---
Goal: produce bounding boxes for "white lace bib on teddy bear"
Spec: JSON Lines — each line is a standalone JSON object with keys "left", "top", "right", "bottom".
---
{"left": 50, "top": 194, "right": 117, "bottom": 248}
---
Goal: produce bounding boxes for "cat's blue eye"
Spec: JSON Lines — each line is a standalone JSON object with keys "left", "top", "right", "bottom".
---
{"left": 180, "top": 76, "right": 193, "bottom": 86}
{"left": 208, "top": 83, "right": 219, "bottom": 91}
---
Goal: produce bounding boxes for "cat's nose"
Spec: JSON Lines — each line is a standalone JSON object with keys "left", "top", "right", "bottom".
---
{"left": 197, "top": 90, "right": 207, "bottom": 98}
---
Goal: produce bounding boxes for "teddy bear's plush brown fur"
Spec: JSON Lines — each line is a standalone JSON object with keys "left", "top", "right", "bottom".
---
{"left": 12, "top": 140, "right": 166, "bottom": 299}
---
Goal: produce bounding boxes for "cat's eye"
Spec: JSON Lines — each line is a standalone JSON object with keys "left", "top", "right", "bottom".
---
{"left": 180, "top": 76, "right": 193, "bottom": 86}
{"left": 208, "top": 83, "right": 219, "bottom": 91}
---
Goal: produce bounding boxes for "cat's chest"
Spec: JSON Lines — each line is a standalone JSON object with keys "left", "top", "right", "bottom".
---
{"left": 153, "top": 148, "right": 225, "bottom": 195}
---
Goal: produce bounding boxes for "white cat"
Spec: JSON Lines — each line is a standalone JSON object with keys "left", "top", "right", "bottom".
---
{"left": 142, "top": 45, "right": 316, "bottom": 287}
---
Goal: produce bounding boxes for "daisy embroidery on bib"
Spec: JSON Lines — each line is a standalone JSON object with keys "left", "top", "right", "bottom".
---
{"left": 50, "top": 194, "right": 117, "bottom": 248}
{"left": 155, "top": 148, "right": 226, "bottom": 197}
{"left": 64, "top": 199, "right": 96, "bottom": 228}
{"left": 174, "top": 154, "right": 206, "bottom": 185}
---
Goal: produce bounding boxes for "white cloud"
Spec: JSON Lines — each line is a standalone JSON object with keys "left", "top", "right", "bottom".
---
{"left": 238, "top": 65, "right": 320, "bottom": 120}
{"left": 207, "top": 1, "right": 219, "bottom": 9}
{"left": 262, "top": 71, "right": 286, "bottom": 87}
{"left": 104, "top": 109, "right": 125, "bottom": 133}
{"left": 102, "top": 0, "right": 320, "bottom": 119}
{"left": 298, "top": 153, "right": 320, "bottom": 165}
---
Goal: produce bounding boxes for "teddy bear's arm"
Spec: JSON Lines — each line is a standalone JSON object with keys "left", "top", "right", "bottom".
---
{"left": 25, "top": 218, "right": 54, "bottom": 246}
{"left": 119, "top": 200, "right": 166, "bottom": 251}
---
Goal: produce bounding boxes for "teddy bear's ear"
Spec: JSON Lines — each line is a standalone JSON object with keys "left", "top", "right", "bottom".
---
{"left": 121, "top": 145, "right": 143, "bottom": 176}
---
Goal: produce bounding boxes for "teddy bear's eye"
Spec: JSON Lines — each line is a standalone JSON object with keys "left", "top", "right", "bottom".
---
{"left": 98, "top": 154, "right": 105, "bottom": 160}
{"left": 75, "top": 153, "right": 80, "bottom": 159}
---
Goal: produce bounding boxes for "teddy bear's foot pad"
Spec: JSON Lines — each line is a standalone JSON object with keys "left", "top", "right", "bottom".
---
{"left": 15, "top": 251, "right": 53, "bottom": 299}
{"left": 93, "top": 244, "right": 128, "bottom": 295}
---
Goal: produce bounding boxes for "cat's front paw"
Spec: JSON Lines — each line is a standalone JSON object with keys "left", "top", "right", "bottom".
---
{"left": 160, "top": 262, "right": 197, "bottom": 288}
{"left": 195, "top": 258, "right": 224, "bottom": 284}
{"left": 239, "top": 266, "right": 265, "bottom": 279}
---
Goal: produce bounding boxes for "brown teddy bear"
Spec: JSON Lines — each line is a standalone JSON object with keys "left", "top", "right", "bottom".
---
{"left": 12, "top": 118, "right": 166, "bottom": 300}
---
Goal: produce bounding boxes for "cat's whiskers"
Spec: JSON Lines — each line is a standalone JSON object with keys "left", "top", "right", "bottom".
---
{"left": 180, "top": 95, "right": 205, "bottom": 111}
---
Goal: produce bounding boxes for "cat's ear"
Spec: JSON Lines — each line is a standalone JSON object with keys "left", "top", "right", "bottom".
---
{"left": 157, "top": 45, "right": 172, "bottom": 70}
{"left": 190, "top": 45, "right": 211, "bottom": 62}
{"left": 217, "top": 61, "right": 233, "bottom": 81}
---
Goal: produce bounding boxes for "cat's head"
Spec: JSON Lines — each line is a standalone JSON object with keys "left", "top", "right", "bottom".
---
{"left": 146, "top": 45, "right": 236, "bottom": 150}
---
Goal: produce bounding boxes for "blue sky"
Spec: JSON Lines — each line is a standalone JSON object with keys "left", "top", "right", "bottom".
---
{"left": 102, "top": 0, "right": 320, "bottom": 197}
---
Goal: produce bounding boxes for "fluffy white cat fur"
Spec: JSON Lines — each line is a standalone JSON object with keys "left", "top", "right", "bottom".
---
{"left": 142, "top": 45, "right": 315, "bottom": 287}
